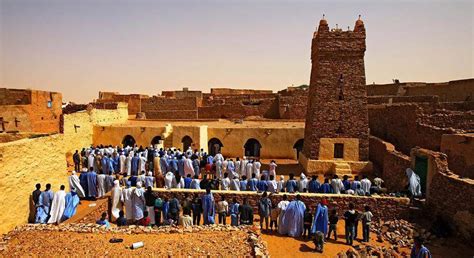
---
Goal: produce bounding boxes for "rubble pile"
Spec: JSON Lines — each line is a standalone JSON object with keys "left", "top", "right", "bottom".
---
{"left": 0, "top": 223, "right": 269, "bottom": 257}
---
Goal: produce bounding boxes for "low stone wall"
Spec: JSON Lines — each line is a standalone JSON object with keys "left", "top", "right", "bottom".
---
{"left": 66, "top": 198, "right": 111, "bottom": 224}
{"left": 369, "top": 136, "right": 411, "bottom": 191}
{"left": 151, "top": 189, "right": 410, "bottom": 221}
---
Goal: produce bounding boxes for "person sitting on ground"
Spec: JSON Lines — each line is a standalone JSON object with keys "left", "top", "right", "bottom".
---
{"left": 184, "top": 174, "right": 193, "bottom": 189}
{"left": 240, "top": 175, "right": 248, "bottom": 191}
{"left": 331, "top": 175, "right": 344, "bottom": 194}
{"left": 117, "top": 210, "right": 127, "bottom": 226}
{"left": 179, "top": 207, "right": 193, "bottom": 227}
{"left": 342, "top": 175, "right": 351, "bottom": 194}
{"left": 361, "top": 175, "right": 372, "bottom": 196}
{"left": 257, "top": 175, "right": 269, "bottom": 192}
{"left": 190, "top": 175, "right": 201, "bottom": 190}
{"left": 277, "top": 175, "right": 285, "bottom": 193}
{"left": 138, "top": 210, "right": 151, "bottom": 226}
{"left": 221, "top": 172, "right": 231, "bottom": 190}
{"left": 285, "top": 174, "right": 298, "bottom": 193}
{"left": 248, "top": 173, "right": 258, "bottom": 191}
{"left": 308, "top": 175, "right": 320, "bottom": 193}
{"left": 320, "top": 178, "right": 332, "bottom": 194}
{"left": 267, "top": 175, "right": 278, "bottom": 193}
{"left": 314, "top": 231, "right": 325, "bottom": 253}
{"left": 355, "top": 184, "right": 365, "bottom": 196}
{"left": 217, "top": 196, "right": 229, "bottom": 225}
{"left": 410, "top": 237, "right": 432, "bottom": 258}
{"left": 96, "top": 212, "right": 110, "bottom": 228}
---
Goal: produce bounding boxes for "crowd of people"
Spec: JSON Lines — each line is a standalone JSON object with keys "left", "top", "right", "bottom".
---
{"left": 70, "top": 145, "right": 386, "bottom": 196}
{"left": 31, "top": 145, "right": 430, "bottom": 255}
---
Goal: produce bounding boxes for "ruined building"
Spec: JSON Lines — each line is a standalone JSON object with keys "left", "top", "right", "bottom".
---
{"left": 300, "top": 17, "right": 371, "bottom": 175}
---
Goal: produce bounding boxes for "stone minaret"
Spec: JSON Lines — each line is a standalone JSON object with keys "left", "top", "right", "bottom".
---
{"left": 301, "top": 17, "right": 369, "bottom": 173}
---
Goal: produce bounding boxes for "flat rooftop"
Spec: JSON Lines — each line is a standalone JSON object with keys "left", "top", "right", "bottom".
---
{"left": 108, "top": 119, "right": 305, "bottom": 129}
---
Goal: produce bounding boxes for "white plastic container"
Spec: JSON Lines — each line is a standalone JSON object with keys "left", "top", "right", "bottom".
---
{"left": 131, "top": 241, "right": 144, "bottom": 249}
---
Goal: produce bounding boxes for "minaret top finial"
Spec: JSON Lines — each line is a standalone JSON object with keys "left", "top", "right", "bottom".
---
{"left": 358, "top": 14, "right": 361, "bottom": 20}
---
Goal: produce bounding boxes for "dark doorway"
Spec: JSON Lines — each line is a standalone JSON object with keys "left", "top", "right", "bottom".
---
{"left": 122, "top": 135, "right": 136, "bottom": 147}
{"left": 244, "top": 138, "right": 262, "bottom": 157}
{"left": 334, "top": 143, "right": 344, "bottom": 159}
{"left": 0, "top": 117, "right": 4, "bottom": 132}
{"left": 208, "top": 138, "right": 224, "bottom": 156}
{"left": 182, "top": 136, "right": 193, "bottom": 151}
{"left": 415, "top": 156, "right": 428, "bottom": 194}
{"left": 151, "top": 136, "right": 162, "bottom": 146}
{"left": 293, "top": 139, "right": 304, "bottom": 159}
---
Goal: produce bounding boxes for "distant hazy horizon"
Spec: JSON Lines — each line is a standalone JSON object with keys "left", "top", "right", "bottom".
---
{"left": 1, "top": 0, "right": 473, "bottom": 103}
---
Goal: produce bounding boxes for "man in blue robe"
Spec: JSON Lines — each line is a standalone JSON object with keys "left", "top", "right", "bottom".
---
{"left": 247, "top": 173, "right": 258, "bottom": 191}
{"left": 107, "top": 155, "right": 115, "bottom": 174}
{"left": 342, "top": 175, "right": 351, "bottom": 193}
{"left": 101, "top": 155, "right": 109, "bottom": 175}
{"left": 308, "top": 175, "right": 320, "bottom": 193}
{"left": 207, "top": 155, "right": 214, "bottom": 165}
{"left": 202, "top": 188, "right": 216, "bottom": 225}
{"left": 112, "top": 153, "right": 120, "bottom": 173}
{"left": 177, "top": 156, "right": 185, "bottom": 177}
{"left": 62, "top": 190, "right": 80, "bottom": 221}
{"left": 160, "top": 155, "right": 169, "bottom": 175}
{"left": 35, "top": 184, "right": 54, "bottom": 224}
{"left": 285, "top": 174, "right": 298, "bottom": 193}
{"left": 311, "top": 199, "right": 329, "bottom": 246}
{"left": 131, "top": 153, "right": 140, "bottom": 176}
{"left": 86, "top": 167, "right": 97, "bottom": 199}
{"left": 170, "top": 157, "right": 178, "bottom": 173}
{"left": 256, "top": 175, "right": 268, "bottom": 192}
{"left": 278, "top": 194, "right": 306, "bottom": 237}
{"left": 320, "top": 178, "right": 332, "bottom": 193}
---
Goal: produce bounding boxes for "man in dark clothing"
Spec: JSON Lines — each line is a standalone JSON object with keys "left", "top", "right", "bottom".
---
{"left": 73, "top": 150, "right": 81, "bottom": 172}
{"left": 191, "top": 197, "right": 203, "bottom": 225}
{"left": 303, "top": 207, "right": 313, "bottom": 239}
{"left": 117, "top": 210, "right": 127, "bottom": 226}
{"left": 144, "top": 186, "right": 156, "bottom": 225}
{"left": 327, "top": 209, "right": 339, "bottom": 240}
{"left": 344, "top": 203, "right": 358, "bottom": 245}
{"left": 32, "top": 183, "right": 42, "bottom": 206}
{"left": 239, "top": 198, "right": 254, "bottom": 225}
{"left": 168, "top": 195, "right": 181, "bottom": 223}
{"left": 200, "top": 175, "right": 210, "bottom": 190}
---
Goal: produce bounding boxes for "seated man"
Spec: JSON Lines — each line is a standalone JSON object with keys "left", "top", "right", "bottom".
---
{"left": 96, "top": 212, "right": 110, "bottom": 228}
{"left": 179, "top": 207, "right": 193, "bottom": 227}
{"left": 137, "top": 211, "right": 151, "bottom": 226}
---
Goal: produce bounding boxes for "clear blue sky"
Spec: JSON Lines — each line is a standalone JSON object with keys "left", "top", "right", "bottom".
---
{"left": 1, "top": 0, "right": 473, "bottom": 102}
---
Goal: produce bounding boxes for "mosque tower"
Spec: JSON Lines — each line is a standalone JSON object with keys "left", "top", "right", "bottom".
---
{"left": 300, "top": 16, "right": 371, "bottom": 175}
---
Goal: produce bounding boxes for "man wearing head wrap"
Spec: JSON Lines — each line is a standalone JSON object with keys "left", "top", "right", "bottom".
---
{"left": 311, "top": 199, "right": 329, "bottom": 243}
{"left": 164, "top": 171, "right": 175, "bottom": 189}
{"left": 277, "top": 175, "right": 285, "bottom": 193}
{"left": 131, "top": 181, "right": 146, "bottom": 222}
{"left": 299, "top": 173, "right": 309, "bottom": 193}
{"left": 110, "top": 180, "right": 123, "bottom": 220}
{"left": 145, "top": 172, "right": 155, "bottom": 188}
{"left": 119, "top": 152, "right": 126, "bottom": 174}
{"left": 121, "top": 181, "right": 134, "bottom": 222}
{"left": 69, "top": 171, "right": 85, "bottom": 198}
{"left": 62, "top": 188, "right": 80, "bottom": 221}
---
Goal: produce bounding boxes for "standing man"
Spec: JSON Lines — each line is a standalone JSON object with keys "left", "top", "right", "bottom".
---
{"left": 239, "top": 198, "right": 254, "bottom": 225}
{"left": 344, "top": 203, "right": 358, "bottom": 246}
{"left": 278, "top": 194, "right": 306, "bottom": 237}
{"left": 48, "top": 185, "right": 67, "bottom": 224}
{"left": 311, "top": 199, "right": 329, "bottom": 244}
{"left": 258, "top": 192, "right": 272, "bottom": 231}
{"left": 217, "top": 196, "right": 229, "bottom": 225}
{"left": 73, "top": 150, "right": 81, "bottom": 172}
{"left": 202, "top": 188, "right": 216, "bottom": 225}
{"left": 35, "top": 184, "right": 53, "bottom": 224}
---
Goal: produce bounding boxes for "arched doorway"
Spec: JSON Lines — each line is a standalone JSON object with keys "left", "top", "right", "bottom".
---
{"left": 293, "top": 139, "right": 304, "bottom": 160}
{"left": 122, "top": 135, "right": 136, "bottom": 147}
{"left": 208, "top": 138, "right": 224, "bottom": 156}
{"left": 244, "top": 138, "right": 262, "bottom": 158}
{"left": 182, "top": 136, "right": 193, "bottom": 151}
{"left": 151, "top": 136, "right": 162, "bottom": 147}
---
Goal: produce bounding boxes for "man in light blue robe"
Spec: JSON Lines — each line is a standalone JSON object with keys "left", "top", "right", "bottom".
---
{"left": 177, "top": 156, "right": 185, "bottom": 177}
{"left": 86, "top": 168, "right": 97, "bottom": 198}
{"left": 35, "top": 184, "right": 54, "bottom": 224}
{"left": 247, "top": 173, "right": 258, "bottom": 191}
{"left": 311, "top": 200, "right": 329, "bottom": 238}
{"left": 170, "top": 157, "right": 178, "bottom": 173}
{"left": 62, "top": 190, "right": 80, "bottom": 221}
{"left": 207, "top": 155, "right": 214, "bottom": 165}
{"left": 160, "top": 155, "right": 169, "bottom": 175}
{"left": 278, "top": 194, "right": 306, "bottom": 237}
{"left": 202, "top": 188, "right": 216, "bottom": 225}
{"left": 101, "top": 155, "right": 109, "bottom": 175}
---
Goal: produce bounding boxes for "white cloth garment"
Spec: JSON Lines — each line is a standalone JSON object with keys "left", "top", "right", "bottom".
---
{"left": 253, "top": 161, "right": 261, "bottom": 179}
{"left": 122, "top": 186, "right": 134, "bottom": 220}
{"left": 184, "top": 158, "right": 194, "bottom": 177}
{"left": 47, "top": 190, "right": 66, "bottom": 224}
{"left": 331, "top": 178, "right": 344, "bottom": 194}
{"left": 69, "top": 171, "right": 85, "bottom": 198}
{"left": 361, "top": 178, "right": 372, "bottom": 194}
{"left": 406, "top": 168, "right": 422, "bottom": 197}
{"left": 97, "top": 174, "right": 106, "bottom": 198}
{"left": 299, "top": 173, "right": 308, "bottom": 192}
{"left": 165, "top": 172, "right": 175, "bottom": 189}
{"left": 111, "top": 180, "right": 123, "bottom": 219}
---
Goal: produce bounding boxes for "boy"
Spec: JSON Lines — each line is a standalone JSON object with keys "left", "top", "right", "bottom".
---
{"left": 327, "top": 209, "right": 338, "bottom": 240}
{"left": 303, "top": 207, "right": 313, "bottom": 238}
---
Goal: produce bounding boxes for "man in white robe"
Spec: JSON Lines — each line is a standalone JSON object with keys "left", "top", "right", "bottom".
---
{"left": 406, "top": 168, "right": 422, "bottom": 197}
{"left": 330, "top": 175, "right": 344, "bottom": 194}
{"left": 269, "top": 160, "right": 277, "bottom": 178}
{"left": 240, "top": 157, "right": 248, "bottom": 178}
{"left": 132, "top": 182, "right": 146, "bottom": 222}
{"left": 360, "top": 175, "right": 372, "bottom": 195}
{"left": 235, "top": 158, "right": 241, "bottom": 176}
{"left": 183, "top": 157, "right": 195, "bottom": 177}
{"left": 121, "top": 181, "right": 134, "bottom": 221}
{"left": 164, "top": 171, "right": 175, "bottom": 189}
{"left": 221, "top": 173, "right": 231, "bottom": 190}
{"left": 139, "top": 153, "right": 147, "bottom": 174}
{"left": 88, "top": 153, "right": 95, "bottom": 170}
{"left": 111, "top": 180, "right": 123, "bottom": 220}
{"left": 119, "top": 152, "right": 126, "bottom": 174}
{"left": 253, "top": 160, "right": 262, "bottom": 179}
{"left": 298, "top": 173, "right": 309, "bottom": 192}
{"left": 268, "top": 175, "right": 278, "bottom": 193}
{"left": 97, "top": 173, "right": 106, "bottom": 198}
{"left": 125, "top": 153, "right": 132, "bottom": 176}
{"left": 68, "top": 171, "right": 85, "bottom": 198}
{"left": 47, "top": 185, "right": 67, "bottom": 224}
{"left": 246, "top": 160, "right": 254, "bottom": 180}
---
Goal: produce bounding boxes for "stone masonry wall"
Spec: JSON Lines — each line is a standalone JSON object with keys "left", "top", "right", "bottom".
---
{"left": 277, "top": 88, "right": 308, "bottom": 119}
{"left": 0, "top": 106, "right": 128, "bottom": 234}
{"left": 303, "top": 19, "right": 369, "bottom": 161}
{"left": 142, "top": 96, "right": 199, "bottom": 119}
{"left": 369, "top": 136, "right": 411, "bottom": 192}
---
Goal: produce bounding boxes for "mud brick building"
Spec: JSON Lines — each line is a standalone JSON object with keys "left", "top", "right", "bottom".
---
{"left": 300, "top": 17, "right": 370, "bottom": 175}
{"left": 0, "top": 88, "right": 62, "bottom": 134}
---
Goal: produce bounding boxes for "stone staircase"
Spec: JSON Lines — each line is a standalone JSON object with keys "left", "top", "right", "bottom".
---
{"left": 332, "top": 161, "right": 352, "bottom": 176}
